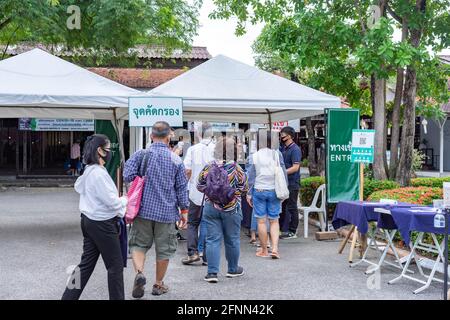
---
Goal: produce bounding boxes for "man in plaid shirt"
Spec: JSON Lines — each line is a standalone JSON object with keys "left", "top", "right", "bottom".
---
{"left": 123, "top": 121, "right": 189, "bottom": 298}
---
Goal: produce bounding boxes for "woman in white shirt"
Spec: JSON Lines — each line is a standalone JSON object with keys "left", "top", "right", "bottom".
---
{"left": 246, "top": 131, "right": 287, "bottom": 259}
{"left": 62, "top": 134, "right": 127, "bottom": 300}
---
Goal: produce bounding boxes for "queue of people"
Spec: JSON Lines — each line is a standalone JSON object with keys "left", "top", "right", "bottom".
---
{"left": 62, "top": 121, "right": 301, "bottom": 300}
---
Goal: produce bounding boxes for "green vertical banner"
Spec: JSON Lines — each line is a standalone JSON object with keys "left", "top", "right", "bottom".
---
{"left": 326, "top": 109, "right": 360, "bottom": 203}
{"left": 95, "top": 120, "right": 120, "bottom": 183}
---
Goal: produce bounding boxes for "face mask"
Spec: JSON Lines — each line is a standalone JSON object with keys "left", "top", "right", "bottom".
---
{"left": 100, "top": 149, "right": 112, "bottom": 163}
{"left": 281, "top": 136, "right": 289, "bottom": 144}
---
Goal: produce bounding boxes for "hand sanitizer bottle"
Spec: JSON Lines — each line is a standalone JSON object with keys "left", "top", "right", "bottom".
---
{"left": 434, "top": 209, "right": 446, "bottom": 229}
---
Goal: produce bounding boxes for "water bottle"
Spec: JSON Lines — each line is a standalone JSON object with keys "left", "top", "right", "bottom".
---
{"left": 434, "top": 209, "right": 446, "bottom": 229}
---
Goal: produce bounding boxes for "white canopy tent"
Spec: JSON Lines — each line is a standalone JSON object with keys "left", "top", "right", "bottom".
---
{"left": 0, "top": 48, "right": 143, "bottom": 164}
{"left": 148, "top": 54, "right": 341, "bottom": 123}
{"left": 0, "top": 50, "right": 342, "bottom": 156}
{"left": 0, "top": 48, "right": 141, "bottom": 121}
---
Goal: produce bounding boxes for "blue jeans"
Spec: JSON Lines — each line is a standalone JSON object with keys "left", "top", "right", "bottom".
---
{"left": 197, "top": 218, "right": 207, "bottom": 253}
{"left": 203, "top": 202, "right": 243, "bottom": 274}
{"left": 253, "top": 189, "right": 281, "bottom": 220}
{"left": 251, "top": 208, "right": 270, "bottom": 232}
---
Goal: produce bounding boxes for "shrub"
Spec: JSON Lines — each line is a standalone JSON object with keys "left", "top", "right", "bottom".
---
{"left": 300, "top": 178, "right": 400, "bottom": 205}
{"left": 367, "top": 187, "right": 443, "bottom": 205}
{"left": 411, "top": 149, "right": 426, "bottom": 176}
{"left": 300, "top": 176, "right": 325, "bottom": 206}
{"left": 301, "top": 158, "right": 309, "bottom": 167}
{"left": 411, "top": 177, "right": 450, "bottom": 188}
{"left": 363, "top": 179, "right": 400, "bottom": 200}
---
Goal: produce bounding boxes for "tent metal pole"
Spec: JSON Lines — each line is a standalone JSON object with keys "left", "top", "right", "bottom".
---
{"left": 112, "top": 109, "right": 126, "bottom": 195}
{"left": 112, "top": 108, "right": 126, "bottom": 166}
{"left": 266, "top": 109, "right": 272, "bottom": 130}
{"left": 23, "top": 130, "right": 27, "bottom": 175}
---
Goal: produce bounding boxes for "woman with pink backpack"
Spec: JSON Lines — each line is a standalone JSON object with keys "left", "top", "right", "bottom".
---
{"left": 197, "top": 137, "right": 248, "bottom": 283}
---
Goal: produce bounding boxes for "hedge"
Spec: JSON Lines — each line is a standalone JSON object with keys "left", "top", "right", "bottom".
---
{"left": 300, "top": 176, "right": 447, "bottom": 252}
{"left": 300, "top": 177, "right": 399, "bottom": 206}
{"left": 363, "top": 179, "right": 399, "bottom": 200}
{"left": 411, "top": 177, "right": 450, "bottom": 188}
{"left": 368, "top": 186, "right": 447, "bottom": 253}
{"left": 300, "top": 176, "right": 325, "bottom": 206}
{"left": 367, "top": 187, "right": 443, "bottom": 205}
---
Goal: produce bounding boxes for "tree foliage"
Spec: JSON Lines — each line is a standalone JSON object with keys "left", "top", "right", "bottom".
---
{"left": 211, "top": 0, "right": 450, "bottom": 184}
{"left": 0, "top": 0, "right": 201, "bottom": 60}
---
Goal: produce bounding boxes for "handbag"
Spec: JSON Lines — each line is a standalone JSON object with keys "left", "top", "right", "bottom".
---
{"left": 125, "top": 150, "right": 150, "bottom": 224}
{"left": 273, "top": 150, "right": 290, "bottom": 200}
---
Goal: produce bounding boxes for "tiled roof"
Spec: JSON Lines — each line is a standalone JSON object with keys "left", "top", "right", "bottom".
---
{"left": 340, "top": 100, "right": 351, "bottom": 108}
{"left": 87, "top": 67, "right": 186, "bottom": 89}
{"left": 439, "top": 55, "right": 450, "bottom": 64}
{"left": 1, "top": 42, "right": 211, "bottom": 60}
{"left": 442, "top": 101, "right": 450, "bottom": 113}
{"left": 132, "top": 45, "right": 211, "bottom": 60}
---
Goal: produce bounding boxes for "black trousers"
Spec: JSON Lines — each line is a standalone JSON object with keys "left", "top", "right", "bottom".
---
{"left": 187, "top": 201, "right": 202, "bottom": 256}
{"left": 280, "top": 187, "right": 300, "bottom": 233}
{"left": 62, "top": 214, "right": 124, "bottom": 300}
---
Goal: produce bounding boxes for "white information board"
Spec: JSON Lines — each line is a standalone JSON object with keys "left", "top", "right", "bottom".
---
{"left": 129, "top": 97, "right": 183, "bottom": 127}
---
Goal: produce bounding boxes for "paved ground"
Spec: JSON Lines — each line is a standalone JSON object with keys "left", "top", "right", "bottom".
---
{"left": 0, "top": 188, "right": 444, "bottom": 300}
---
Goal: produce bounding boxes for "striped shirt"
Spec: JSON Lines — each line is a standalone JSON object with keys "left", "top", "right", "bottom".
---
{"left": 197, "top": 160, "right": 248, "bottom": 211}
{"left": 123, "top": 142, "right": 189, "bottom": 223}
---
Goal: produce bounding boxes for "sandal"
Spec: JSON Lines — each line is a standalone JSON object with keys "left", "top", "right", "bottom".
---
{"left": 256, "top": 249, "right": 270, "bottom": 258}
{"left": 271, "top": 251, "right": 280, "bottom": 259}
{"left": 249, "top": 239, "right": 257, "bottom": 245}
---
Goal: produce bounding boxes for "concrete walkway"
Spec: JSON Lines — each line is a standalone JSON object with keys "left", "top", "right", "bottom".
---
{"left": 0, "top": 188, "right": 444, "bottom": 300}
{"left": 416, "top": 170, "right": 450, "bottom": 178}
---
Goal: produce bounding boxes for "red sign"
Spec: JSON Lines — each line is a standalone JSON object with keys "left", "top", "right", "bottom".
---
{"left": 272, "top": 121, "right": 289, "bottom": 131}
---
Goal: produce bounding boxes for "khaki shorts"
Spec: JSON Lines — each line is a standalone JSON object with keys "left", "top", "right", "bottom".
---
{"left": 129, "top": 217, "right": 178, "bottom": 260}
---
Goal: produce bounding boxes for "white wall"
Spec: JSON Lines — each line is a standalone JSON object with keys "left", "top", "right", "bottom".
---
{"left": 421, "top": 117, "right": 450, "bottom": 171}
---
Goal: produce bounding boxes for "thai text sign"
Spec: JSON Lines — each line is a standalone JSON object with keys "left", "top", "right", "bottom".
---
{"left": 326, "top": 109, "right": 360, "bottom": 203}
{"left": 19, "top": 118, "right": 94, "bottom": 131}
{"left": 351, "top": 130, "right": 375, "bottom": 163}
{"left": 129, "top": 97, "right": 183, "bottom": 127}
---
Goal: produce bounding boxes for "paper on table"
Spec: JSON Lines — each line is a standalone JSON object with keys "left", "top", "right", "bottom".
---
{"left": 408, "top": 208, "right": 438, "bottom": 213}
{"left": 380, "top": 199, "right": 398, "bottom": 205}
{"left": 444, "top": 182, "right": 450, "bottom": 209}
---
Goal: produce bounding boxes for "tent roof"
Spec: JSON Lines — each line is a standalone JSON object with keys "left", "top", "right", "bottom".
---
{"left": 0, "top": 48, "right": 141, "bottom": 120}
{"left": 149, "top": 54, "right": 341, "bottom": 123}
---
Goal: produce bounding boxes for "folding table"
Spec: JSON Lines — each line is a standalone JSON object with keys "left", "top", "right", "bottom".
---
{"left": 386, "top": 207, "right": 450, "bottom": 294}
{"left": 332, "top": 201, "right": 416, "bottom": 273}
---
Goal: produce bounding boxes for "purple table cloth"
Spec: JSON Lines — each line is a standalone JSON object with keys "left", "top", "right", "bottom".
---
{"left": 389, "top": 207, "right": 450, "bottom": 245}
{"left": 332, "top": 201, "right": 416, "bottom": 234}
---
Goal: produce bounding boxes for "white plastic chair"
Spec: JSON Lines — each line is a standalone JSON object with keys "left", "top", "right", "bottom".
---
{"left": 298, "top": 184, "right": 326, "bottom": 238}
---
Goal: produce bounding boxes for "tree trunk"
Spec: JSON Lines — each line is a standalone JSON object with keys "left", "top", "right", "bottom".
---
{"left": 373, "top": 77, "right": 388, "bottom": 179}
{"left": 395, "top": 0, "right": 425, "bottom": 186}
{"left": 371, "top": 0, "right": 388, "bottom": 180}
{"left": 306, "top": 117, "right": 319, "bottom": 176}
{"left": 396, "top": 66, "right": 417, "bottom": 186}
{"left": 389, "top": 67, "right": 405, "bottom": 179}
{"left": 370, "top": 74, "right": 376, "bottom": 116}
{"left": 383, "top": 77, "right": 389, "bottom": 175}
{"left": 389, "top": 19, "right": 408, "bottom": 179}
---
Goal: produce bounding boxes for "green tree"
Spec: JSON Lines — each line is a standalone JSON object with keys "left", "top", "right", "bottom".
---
{"left": 211, "top": 0, "right": 450, "bottom": 185}
{"left": 0, "top": 0, "right": 200, "bottom": 61}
